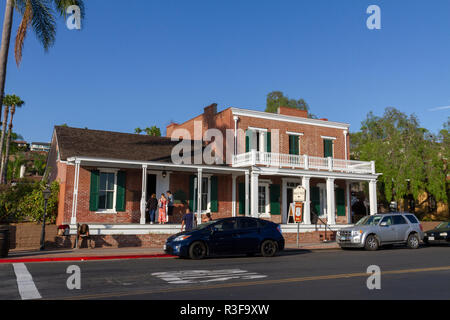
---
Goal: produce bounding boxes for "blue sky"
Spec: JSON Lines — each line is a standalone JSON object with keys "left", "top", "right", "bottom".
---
{"left": 2, "top": 0, "right": 450, "bottom": 142}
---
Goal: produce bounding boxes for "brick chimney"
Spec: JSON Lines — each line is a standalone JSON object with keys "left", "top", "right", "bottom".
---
{"left": 277, "top": 106, "right": 308, "bottom": 118}
{"left": 204, "top": 103, "right": 217, "bottom": 117}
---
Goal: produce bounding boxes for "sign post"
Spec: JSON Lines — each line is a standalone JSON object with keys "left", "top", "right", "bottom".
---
{"left": 293, "top": 186, "right": 306, "bottom": 248}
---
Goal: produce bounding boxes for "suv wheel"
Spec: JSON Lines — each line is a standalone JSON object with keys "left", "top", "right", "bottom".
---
{"left": 261, "top": 240, "right": 278, "bottom": 257}
{"left": 407, "top": 233, "right": 420, "bottom": 249}
{"left": 189, "top": 241, "right": 207, "bottom": 259}
{"left": 365, "top": 235, "right": 379, "bottom": 251}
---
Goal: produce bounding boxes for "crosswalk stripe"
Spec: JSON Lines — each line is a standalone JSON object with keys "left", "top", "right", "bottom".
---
{"left": 12, "top": 263, "right": 42, "bottom": 300}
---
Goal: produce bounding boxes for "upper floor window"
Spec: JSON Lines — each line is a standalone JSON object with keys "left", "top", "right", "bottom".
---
{"left": 245, "top": 128, "right": 270, "bottom": 153}
{"left": 323, "top": 139, "right": 334, "bottom": 158}
{"left": 289, "top": 135, "right": 300, "bottom": 155}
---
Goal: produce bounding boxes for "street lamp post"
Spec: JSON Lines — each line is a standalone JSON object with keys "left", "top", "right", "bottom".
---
{"left": 40, "top": 186, "right": 51, "bottom": 251}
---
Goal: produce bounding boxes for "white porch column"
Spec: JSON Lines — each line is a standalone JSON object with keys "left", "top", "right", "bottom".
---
{"left": 250, "top": 171, "right": 259, "bottom": 217}
{"left": 140, "top": 165, "right": 148, "bottom": 225}
{"left": 70, "top": 160, "right": 81, "bottom": 225}
{"left": 369, "top": 179, "right": 378, "bottom": 215}
{"left": 232, "top": 175, "right": 237, "bottom": 217}
{"left": 245, "top": 171, "right": 249, "bottom": 216}
{"left": 302, "top": 176, "right": 311, "bottom": 224}
{"left": 346, "top": 180, "right": 352, "bottom": 224}
{"left": 197, "top": 168, "right": 203, "bottom": 225}
{"left": 326, "top": 177, "right": 336, "bottom": 225}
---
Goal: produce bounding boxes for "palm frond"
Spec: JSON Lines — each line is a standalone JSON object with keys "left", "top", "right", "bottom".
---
{"left": 28, "top": 0, "right": 57, "bottom": 51}
{"left": 53, "top": 0, "right": 85, "bottom": 19}
{"left": 15, "top": 1, "right": 33, "bottom": 66}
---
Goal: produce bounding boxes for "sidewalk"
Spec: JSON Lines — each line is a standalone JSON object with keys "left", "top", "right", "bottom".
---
{"left": 1, "top": 241, "right": 339, "bottom": 264}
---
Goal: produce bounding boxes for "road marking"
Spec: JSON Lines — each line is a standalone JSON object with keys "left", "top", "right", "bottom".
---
{"left": 59, "top": 265, "right": 450, "bottom": 300}
{"left": 152, "top": 269, "right": 267, "bottom": 284}
{"left": 12, "top": 263, "right": 42, "bottom": 300}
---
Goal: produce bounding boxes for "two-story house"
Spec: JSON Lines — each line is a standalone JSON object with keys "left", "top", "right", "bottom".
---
{"left": 47, "top": 104, "right": 380, "bottom": 247}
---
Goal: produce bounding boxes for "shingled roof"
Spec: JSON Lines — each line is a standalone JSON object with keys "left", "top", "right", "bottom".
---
{"left": 54, "top": 126, "right": 186, "bottom": 162}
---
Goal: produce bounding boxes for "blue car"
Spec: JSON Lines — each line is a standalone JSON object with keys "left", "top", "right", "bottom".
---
{"left": 164, "top": 217, "right": 285, "bottom": 259}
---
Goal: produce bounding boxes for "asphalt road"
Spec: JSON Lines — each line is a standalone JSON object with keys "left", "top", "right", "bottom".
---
{"left": 1, "top": 245, "right": 449, "bottom": 301}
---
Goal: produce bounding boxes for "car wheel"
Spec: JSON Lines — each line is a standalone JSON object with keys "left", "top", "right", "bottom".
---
{"left": 261, "top": 240, "right": 278, "bottom": 257}
{"left": 364, "top": 235, "right": 379, "bottom": 251}
{"left": 407, "top": 234, "right": 420, "bottom": 249}
{"left": 189, "top": 241, "right": 207, "bottom": 259}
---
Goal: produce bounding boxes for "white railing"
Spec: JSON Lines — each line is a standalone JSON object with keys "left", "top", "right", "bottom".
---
{"left": 232, "top": 151, "right": 375, "bottom": 174}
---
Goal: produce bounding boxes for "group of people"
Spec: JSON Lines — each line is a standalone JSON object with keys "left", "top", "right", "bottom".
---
{"left": 146, "top": 191, "right": 214, "bottom": 230}
{"left": 145, "top": 191, "right": 174, "bottom": 224}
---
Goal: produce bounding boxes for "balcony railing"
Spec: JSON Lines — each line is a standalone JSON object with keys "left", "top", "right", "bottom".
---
{"left": 232, "top": 151, "right": 375, "bottom": 174}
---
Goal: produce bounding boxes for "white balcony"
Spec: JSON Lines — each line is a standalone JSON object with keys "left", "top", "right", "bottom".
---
{"left": 232, "top": 151, "right": 375, "bottom": 175}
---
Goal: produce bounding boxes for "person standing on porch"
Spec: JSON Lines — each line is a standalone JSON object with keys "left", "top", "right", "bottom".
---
{"left": 147, "top": 194, "right": 158, "bottom": 224}
{"left": 166, "top": 190, "right": 174, "bottom": 223}
{"left": 158, "top": 193, "right": 168, "bottom": 224}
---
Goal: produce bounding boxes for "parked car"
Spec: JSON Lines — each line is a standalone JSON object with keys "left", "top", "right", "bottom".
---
{"left": 164, "top": 217, "right": 285, "bottom": 259}
{"left": 337, "top": 213, "right": 424, "bottom": 251}
{"left": 423, "top": 222, "right": 450, "bottom": 245}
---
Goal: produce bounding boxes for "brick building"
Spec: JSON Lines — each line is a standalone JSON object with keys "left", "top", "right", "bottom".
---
{"left": 47, "top": 104, "right": 380, "bottom": 247}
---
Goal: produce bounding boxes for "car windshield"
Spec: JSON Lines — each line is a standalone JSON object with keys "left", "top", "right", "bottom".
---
{"left": 356, "top": 216, "right": 383, "bottom": 226}
{"left": 436, "top": 222, "right": 450, "bottom": 229}
{"left": 193, "top": 221, "right": 216, "bottom": 230}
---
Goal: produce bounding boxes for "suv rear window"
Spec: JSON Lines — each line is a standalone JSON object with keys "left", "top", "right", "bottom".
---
{"left": 393, "top": 215, "right": 407, "bottom": 225}
{"left": 404, "top": 215, "right": 419, "bottom": 224}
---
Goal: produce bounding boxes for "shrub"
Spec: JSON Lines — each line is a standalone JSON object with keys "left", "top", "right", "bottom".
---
{"left": 0, "top": 180, "right": 59, "bottom": 223}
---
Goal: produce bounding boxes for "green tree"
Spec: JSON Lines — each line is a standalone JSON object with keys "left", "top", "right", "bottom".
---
{"left": 0, "top": 0, "right": 85, "bottom": 127}
{"left": 265, "top": 91, "right": 317, "bottom": 118}
{"left": 351, "top": 108, "right": 448, "bottom": 210}
{"left": 1, "top": 94, "right": 24, "bottom": 184}
{"left": 135, "top": 126, "right": 161, "bottom": 136}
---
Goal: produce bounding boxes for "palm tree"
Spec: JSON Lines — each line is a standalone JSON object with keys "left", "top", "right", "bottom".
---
{"left": 134, "top": 127, "right": 143, "bottom": 134}
{"left": 0, "top": 0, "right": 85, "bottom": 114}
{"left": 0, "top": 95, "right": 11, "bottom": 169}
{"left": 1, "top": 94, "right": 24, "bottom": 184}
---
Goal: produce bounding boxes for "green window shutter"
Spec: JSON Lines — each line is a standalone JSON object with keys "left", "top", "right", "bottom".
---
{"left": 310, "top": 186, "right": 321, "bottom": 216}
{"left": 270, "top": 184, "right": 281, "bottom": 215}
{"left": 266, "top": 131, "right": 271, "bottom": 153}
{"left": 336, "top": 188, "right": 346, "bottom": 216}
{"left": 89, "top": 170, "right": 100, "bottom": 211}
{"left": 245, "top": 130, "right": 250, "bottom": 152}
{"left": 238, "top": 183, "right": 245, "bottom": 215}
{"left": 289, "top": 135, "right": 299, "bottom": 155}
{"left": 189, "top": 175, "right": 197, "bottom": 212}
{"left": 324, "top": 139, "right": 333, "bottom": 158}
{"left": 210, "top": 176, "right": 218, "bottom": 212}
{"left": 116, "top": 171, "right": 126, "bottom": 212}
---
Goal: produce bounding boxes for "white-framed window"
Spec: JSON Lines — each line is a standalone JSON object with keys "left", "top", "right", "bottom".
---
{"left": 194, "top": 175, "right": 212, "bottom": 213}
{"left": 258, "top": 181, "right": 271, "bottom": 217}
{"left": 97, "top": 169, "right": 118, "bottom": 213}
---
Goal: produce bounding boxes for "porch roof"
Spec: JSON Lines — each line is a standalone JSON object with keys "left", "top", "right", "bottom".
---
{"left": 66, "top": 156, "right": 249, "bottom": 175}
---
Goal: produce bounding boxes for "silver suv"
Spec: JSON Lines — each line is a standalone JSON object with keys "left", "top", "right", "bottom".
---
{"left": 337, "top": 213, "right": 424, "bottom": 251}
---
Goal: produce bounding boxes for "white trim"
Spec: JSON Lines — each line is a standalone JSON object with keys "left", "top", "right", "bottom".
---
{"left": 232, "top": 107, "right": 350, "bottom": 130}
{"left": 68, "top": 223, "right": 354, "bottom": 236}
{"left": 248, "top": 126, "right": 268, "bottom": 132}
{"left": 286, "top": 131, "right": 304, "bottom": 136}
{"left": 66, "top": 156, "right": 249, "bottom": 174}
{"left": 321, "top": 136, "right": 337, "bottom": 140}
